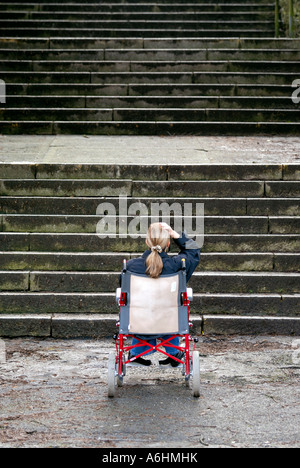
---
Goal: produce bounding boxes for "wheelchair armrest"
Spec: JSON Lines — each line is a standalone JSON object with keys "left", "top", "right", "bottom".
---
{"left": 115, "top": 288, "right": 121, "bottom": 304}
{"left": 187, "top": 287, "right": 193, "bottom": 301}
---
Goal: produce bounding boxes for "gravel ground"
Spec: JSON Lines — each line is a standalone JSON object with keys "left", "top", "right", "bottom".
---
{"left": 0, "top": 335, "right": 299, "bottom": 448}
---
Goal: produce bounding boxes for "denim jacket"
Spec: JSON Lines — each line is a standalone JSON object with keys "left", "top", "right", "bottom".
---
{"left": 122, "top": 231, "right": 200, "bottom": 283}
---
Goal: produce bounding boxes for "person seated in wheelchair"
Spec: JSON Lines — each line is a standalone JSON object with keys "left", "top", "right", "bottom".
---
{"left": 123, "top": 222, "right": 201, "bottom": 367}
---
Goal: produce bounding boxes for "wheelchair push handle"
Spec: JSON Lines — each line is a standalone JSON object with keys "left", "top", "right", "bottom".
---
{"left": 181, "top": 258, "right": 186, "bottom": 271}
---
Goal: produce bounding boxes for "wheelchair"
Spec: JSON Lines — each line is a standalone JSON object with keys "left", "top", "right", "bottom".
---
{"left": 107, "top": 258, "right": 200, "bottom": 398}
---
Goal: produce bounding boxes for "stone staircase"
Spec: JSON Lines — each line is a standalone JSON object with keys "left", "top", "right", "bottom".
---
{"left": 0, "top": 0, "right": 300, "bottom": 135}
{"left": 0, "top": 163, "right": 299, "bottom": 337}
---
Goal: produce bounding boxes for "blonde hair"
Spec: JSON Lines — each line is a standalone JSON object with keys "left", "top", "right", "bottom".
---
{"left": 145, "top": 223, "right": 170, "bottom": 278}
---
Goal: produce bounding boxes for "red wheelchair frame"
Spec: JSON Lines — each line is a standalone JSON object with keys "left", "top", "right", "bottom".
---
{"left": 108, "top": 259, "right": 200, "bottom": 398}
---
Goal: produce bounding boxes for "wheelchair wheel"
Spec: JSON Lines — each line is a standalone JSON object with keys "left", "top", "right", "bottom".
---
{"left": 192, "top": 351, "right": 200, "bottom": 398}
{"left": 107, "top": 352, "right": 116, "bottom": 397}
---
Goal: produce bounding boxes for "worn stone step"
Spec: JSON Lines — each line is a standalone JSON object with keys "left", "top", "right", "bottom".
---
{"left": 1, "top": 233, "right": 299, "bottom": 253}
{"left": 0, "top": 108, "right": 115, "bottom": 121}
{"left": 1, "top": 270, "right": 298, "bottom": 294}
{"left": 0, "top": 179, "right": 132, "bottom": 196}
{"left": 1, "top": 250, "right": 300, "bottom": 274}
{"left": 1, "top": 195, "right": 299, "bottom": 216}
{"left": 2, "top": 48, "right": 299, "bottom": 62}
{"left": 0, "top": 1, "right": 275, "bottom": 11}
{"left": 0, "top": 291, "right": 298, "bottom": 316}
{"left": 0, "top": 71, "right": 91, "bottom": 84}
{"left": 6, "top": 95, "right": 297, "bottom": 111}
{"left": 1, "top": 37, "right": 298, "bottom": 50}
{"left": 130, "top": 180, "right": 300, "bottom": 197}
{"left": 2, "top": 11, "right": 274, "bottom": 21}
{"left": 1, "top": 108, "right": 298, "bottom": 123}
{"left": 4, "top": 70, "right": 291, "bottom": 86}
{"left": 6, "top": 83, "right": 294, "bottom": 98}
{"left": 1, "top": 270, "right": 295, "bottom": 294}
{"left": 0, "top": 4, "right": 275, "bottom": 14}
{"left": 0, "top": 163, "right": 295, "bottom": 181}
{"left": 6, "top": 83, "right": 129, "bottom": 96}
{"left": 69, "top": 95, "right": 297, "bottom": 111}
{"left": 0, "top": 252, "right": 130, "bottom": 271}
{"left": 189, "top": 272, "right": 300, "bottom": 294}
{"left": 1, "top": 313, "right": 299, "bottom": 338}
{"left": 0, "top": 27, "right": 274, "bottom": 38}
{"left": 0, "top": 179, "right": 271, "bottom": 197}
{"left": 6, "top": 68, "right": 295, "bottom": 85}
{"left": 3, "top": 59, "right": 298, "bottom": 73}
{"left": 113, "top": 108, "right": 299, "bottom": 122}
{"left": 140, "top": 180, "right": 258, "bottom": 198}
{"left": 0, "top": 120, "right": 299, "bottom": 135}
{"left": 0, "top": 195, "right": 258, "bottom": 215}
{"left": 3, "top": 59, "right": 299, "bottom": 73}
{"left": 1, "top": 0, "right": 274, "bottom": 4}
{"left": 145, "top": 38, "right": 300, "bottom": 50}
{"left": 247, "top": 197, "right": 300, "bottom": 215}
{"left": 192, "top": 72, "right": 298, "bottom": 85}
{"left": 0, "top": 271, "right": 29, "bottom": 291}
{"left": 205, "top": 235, "right": 300, "bottom": 253}
{"left": 266, "top": 181, "right": 300, "bottom": 198}
{"left": 196, "top": 293, "right": 300, "bottom": 316}
{"left": 4, "top": 214, "right": 295, "bottom": 234}
{"left": 0, "top": 162, "right": 171, "bottom": 180}
{"left": 0, "top": 291, "right": 116, "bottom": 314}
{"left": 54, "top": 121, "right": 300, "bottom": 136}
{"left": 0, "top": 19, "right": 274, "bottom": 29}
{"left": 36, "top": 6, "right": 275, "bottom": 15}
{"left": 5, "top": 214, "right": 299, "bottom": 234}
{"left": 165, "top": 84, "right": 294, "bottom": 97}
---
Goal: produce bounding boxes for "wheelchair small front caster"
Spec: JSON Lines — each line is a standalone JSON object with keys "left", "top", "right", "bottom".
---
{"left": 184, "top": 374, "right": 190, "bottom": 388}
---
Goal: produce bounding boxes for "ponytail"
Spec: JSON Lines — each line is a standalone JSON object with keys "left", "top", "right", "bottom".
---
{"left": 145, "top": 224, "right": 170, "bottom": 278}
{"left": 146, "top": 249, "right": 164, "bottom": 279}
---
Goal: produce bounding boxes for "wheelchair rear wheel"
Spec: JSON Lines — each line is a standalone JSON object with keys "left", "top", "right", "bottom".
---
{"left": 192, "top": 351, "right": 200, "bottom": 398}
{"left": 108, "top": 352, "right": 116, "bottom": 397}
